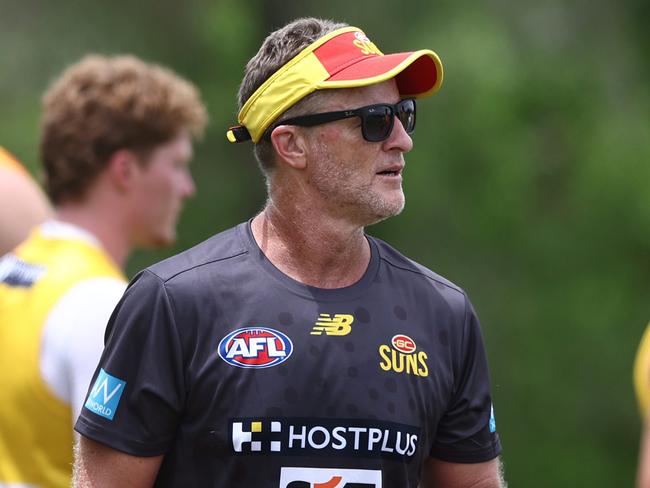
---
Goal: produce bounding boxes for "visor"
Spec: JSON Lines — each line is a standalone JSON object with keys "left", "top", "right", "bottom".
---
{"left": 227, "top": 26, "right": 443, "bottom": 143}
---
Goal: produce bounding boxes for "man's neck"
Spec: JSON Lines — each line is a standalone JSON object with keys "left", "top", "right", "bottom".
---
{"left": 251, "top": 203, "right": 371, "bottom": 289}
{"left": 55, "top": 203, "right": 130, "bottom": 270}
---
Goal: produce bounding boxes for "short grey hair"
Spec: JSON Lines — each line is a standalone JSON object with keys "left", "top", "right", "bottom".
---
{"left": 237, "top": 17, "right": 348, "bottom": 175}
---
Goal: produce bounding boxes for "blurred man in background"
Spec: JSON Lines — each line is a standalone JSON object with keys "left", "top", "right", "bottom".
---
{"left": 0, "top": 146, "right": 51, "bottom": 254}
{"left": 0, "top": 54, "right": 207, "bottom": 487}
{"left": 73, "top": 18, "right": 504, "bottom": 487}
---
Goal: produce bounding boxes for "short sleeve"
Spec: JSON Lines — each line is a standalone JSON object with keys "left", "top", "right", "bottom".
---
{"left": 40, "top": 277, "right": 127, "bottom": 425}
{"left": 74, "top": 270, "right": 185, "bottom": 456}
{"left": 430, "top": 296, "right": 502, "bottom": 462}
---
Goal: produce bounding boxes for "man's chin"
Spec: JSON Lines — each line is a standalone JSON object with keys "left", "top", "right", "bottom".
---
{"left": 364, "top": 201, "right": 405, "bottom": 226}
{"left": 381, "top": 196, "right": 405, "bottom": 218}
{"left": 142, "top": 230, "right": 176, "bottom": 249}
{"left": 157, "top": 234, "right": 176, "bottom": 248}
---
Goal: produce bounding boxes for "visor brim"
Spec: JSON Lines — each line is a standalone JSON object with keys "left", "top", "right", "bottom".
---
{"left": 321, "top": 50, "right": 443, "bottom": 98}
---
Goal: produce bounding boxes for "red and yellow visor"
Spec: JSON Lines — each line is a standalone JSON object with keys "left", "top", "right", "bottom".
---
{"left": 227, "top": 26, "right": 443, "bottom": 143}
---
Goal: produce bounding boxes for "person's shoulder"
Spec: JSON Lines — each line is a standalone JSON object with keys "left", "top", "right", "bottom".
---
{"left": 146, "top": 223, "right": 249, "bottom": 283}
{"left": 370, "top": 235, "right": 465, "bottom": 297}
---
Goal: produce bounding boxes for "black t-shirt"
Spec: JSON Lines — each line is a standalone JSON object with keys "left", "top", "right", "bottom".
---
{"left": 75, "top": 222, "right": 501, "bottom": 487}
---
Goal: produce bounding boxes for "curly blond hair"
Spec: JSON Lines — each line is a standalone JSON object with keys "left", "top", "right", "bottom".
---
{"left": 40, "top": 54, "right": 207, "bottom": 204}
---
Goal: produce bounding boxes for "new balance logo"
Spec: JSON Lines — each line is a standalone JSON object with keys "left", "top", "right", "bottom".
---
{"left": 84, "top": 369, "right": 126, "bottom": 420}
{"left": 311, "top": 314, "right": 354, "bottom": 336}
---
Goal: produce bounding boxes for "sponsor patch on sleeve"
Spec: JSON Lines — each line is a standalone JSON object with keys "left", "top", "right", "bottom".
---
{"left": 83, "top": 368, "right": 126, "bottom": 421}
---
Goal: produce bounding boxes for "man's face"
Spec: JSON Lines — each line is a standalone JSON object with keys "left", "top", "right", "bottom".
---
{"left": 129, "top": 131, "right": 195, "bottom": 247}
{"left": 303, "top": 79, "right": 414, "bottom": 226}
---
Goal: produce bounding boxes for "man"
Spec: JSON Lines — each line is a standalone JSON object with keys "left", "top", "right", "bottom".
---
{"left": 0, "top": 54, "right": 206, "bottom": 487}
{"left": 0, "top": 146, "right": 51, "bottom": 254}
{"left": 634, "top": 325, "right": 650, "bottom": 487}
{"left": 74, "top": 18, "right": 504, "bottom": 487}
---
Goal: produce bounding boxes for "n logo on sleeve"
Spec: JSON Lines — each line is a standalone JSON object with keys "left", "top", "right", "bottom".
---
{"left": 84, "top": 368, "right": 126, "bottom": 420}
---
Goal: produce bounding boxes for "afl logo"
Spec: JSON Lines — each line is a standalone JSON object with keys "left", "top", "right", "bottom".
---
{"left": 218, "top": 327, "right": 293, "bottom": 369}
{"left": 391, "top": 334, "right": 416, "bottom": 353}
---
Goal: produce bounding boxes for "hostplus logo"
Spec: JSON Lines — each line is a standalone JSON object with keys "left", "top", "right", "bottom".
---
{"left": 230, "top": 417, "right": 419, "bottom": 460}
{"left": 311, "top": 314, "right": 354, "bottom": 336}
{"left": 232, "top": 419, "right": 283, "bottom": 452}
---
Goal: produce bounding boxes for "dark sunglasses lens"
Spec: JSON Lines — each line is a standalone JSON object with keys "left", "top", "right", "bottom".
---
{"left": 397, "top": 100, "right": 416, "bottom": 134}
{"left": 362, "top": 107, "right": 393, "bottom": 142}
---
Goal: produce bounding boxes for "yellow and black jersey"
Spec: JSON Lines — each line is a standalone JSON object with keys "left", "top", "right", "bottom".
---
{"left": 0, "top": 224, "right": 123, "bottom": 487}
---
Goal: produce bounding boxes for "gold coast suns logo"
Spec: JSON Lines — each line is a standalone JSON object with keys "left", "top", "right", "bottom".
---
{"left": 353, "top": 31, "right": 383, "bottom": 56}
{"left": 378, "top": 334, "right": 428, "bottom": 377}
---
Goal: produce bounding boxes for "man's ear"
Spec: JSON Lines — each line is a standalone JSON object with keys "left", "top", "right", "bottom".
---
{"left": 270, "top": 125, "right": 308, "bottom": 170}
{"left": 106, "top": 149, "right": 139, "bottom": 191}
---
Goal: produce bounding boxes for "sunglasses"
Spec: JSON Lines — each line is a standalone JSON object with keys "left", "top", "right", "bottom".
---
{"left": 273, "top": 99, "right": 416, "bottom": 142}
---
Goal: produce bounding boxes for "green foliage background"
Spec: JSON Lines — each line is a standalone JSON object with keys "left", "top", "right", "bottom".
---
{"left": 2, "top": 0, "right": 648, "bottom": 485}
